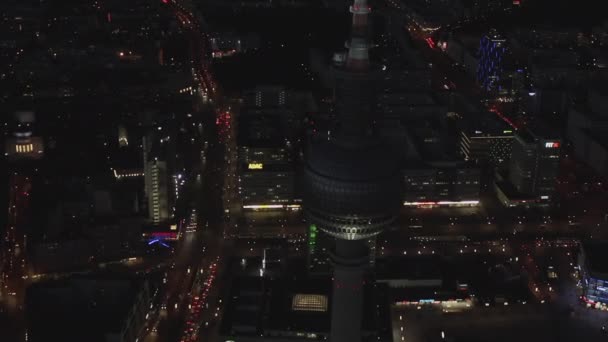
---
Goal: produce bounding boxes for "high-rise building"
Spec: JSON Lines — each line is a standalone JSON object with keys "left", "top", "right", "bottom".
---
{"left": 238, "top": 160, "right": 296, "bottom": 210}
{"left": 402, "top": 164, "right": 480, "bottom": 207}
{"left": 578, "top": 241, "right": 608, "bottom": 307}
{"left": 508, "top": 126, "right": 561, "bottom": 201}
{"left": 142, "top": 126, "right": 180, "bottom": 224}
{"left": 237, "top": 112, "right": 298, "bottom": 211}
{"left": 244, "top": 86, "right": 287, "bottom": 108}
{"left": 567, "top": 85, "right": 608, "bottom": 176}
{"left": 145, "top": 159, "right": 170, "bottom": 223}
{"left": 400, "top": 117, "right": 481, "bottom": 208}
{"left": 303, "top": 0, "right": 402, "bottom": 341}
{"left": 477, "top": 29, "right": 508, "bottom": 94}
{"left": 459, "top": 114, "right": 514, "bottom": 168}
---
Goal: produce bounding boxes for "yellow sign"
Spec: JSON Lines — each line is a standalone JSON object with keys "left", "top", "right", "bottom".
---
{"left": 248, "top": 163, "right": 263, "bottom": 170}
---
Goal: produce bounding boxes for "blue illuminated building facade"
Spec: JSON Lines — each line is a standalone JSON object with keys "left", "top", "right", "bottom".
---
{"left": 578, "top": 241, "right": 608, "bottom": 306}
{"left": 477, "top": 30, "right": 507, "bottom": 94}
{"left": 584, "top": 278, "right": 608, "bottom": 304}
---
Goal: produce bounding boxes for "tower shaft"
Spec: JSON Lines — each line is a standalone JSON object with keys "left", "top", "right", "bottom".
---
{"left": 303, "top": 0, "right": 402, "bottom": 341}
{"left": 330, "top": 239, "right": 368, "bottom": 342}
{"left": 346, "top": 0, "right": 371, "bottom": 71}
{"left": 350, "top": 0, "right": 371, "bottom": 36}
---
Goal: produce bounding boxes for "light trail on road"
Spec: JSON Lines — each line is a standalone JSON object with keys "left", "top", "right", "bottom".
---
{"left": 0, "top": 173, "right": 33, "bottom": 342}
{"left": 139, "top": 2, "right": 235, "bottom": 342}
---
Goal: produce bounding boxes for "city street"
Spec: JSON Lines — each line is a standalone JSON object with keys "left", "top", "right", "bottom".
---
{"left": 3, "top": 0, "right": 608, "bottom": 341}
{"left": 153, "top": 3, "right": 608, "bottom": 341}
{"left": 0, "top": 173, "right": 32, "bottom": 342}
{"left": 138, "top": 1, "right": 235, "bottom": 341}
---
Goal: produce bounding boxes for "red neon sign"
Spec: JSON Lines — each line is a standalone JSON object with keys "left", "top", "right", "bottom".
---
{"left": 151, "top": 232, "right": 177, "bottom": 238}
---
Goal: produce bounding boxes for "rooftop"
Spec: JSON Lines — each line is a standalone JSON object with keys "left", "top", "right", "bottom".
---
{"left": 516, "top": 124, "right": 560, "bottom": 143}
{"left": 495, "top": 179, "right": 536, "bottom": 201}
{"left": 582, "top": 240, "right": 608, "bottom": 276}
{"left": 583, "top": 129, "right": 608, "bottom": 150}
{"left": 237, "top": 114, "right": 286, "bottom": 147}
{"left": 462, "top": 113, "right": 514, "bottom": 136}
{"left": 25, "top": 276, "right": 145, "bottom": 342}
{"left": 291, "top": 294, "right": 328, "bottom": 312}
{"left": 375, "top": 255, "right": 443, "bottom": 281}
{"left": 220, "top": 275, "right": 386, "bottom": 339}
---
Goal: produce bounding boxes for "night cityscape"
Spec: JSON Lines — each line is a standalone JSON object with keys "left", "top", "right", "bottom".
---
{"left": 1, "top": 0, "right": 608, "bottom": 341}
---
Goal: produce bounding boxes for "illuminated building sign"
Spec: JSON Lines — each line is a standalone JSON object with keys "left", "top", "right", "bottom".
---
{"left": 545, "top": 142, "right": 560, "bottom": 149}
{"left": 145, "top": 231, "right": 178, "bottom": 240}
{"left": 248, "top": 163, "right": 263, "bottom": 170}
